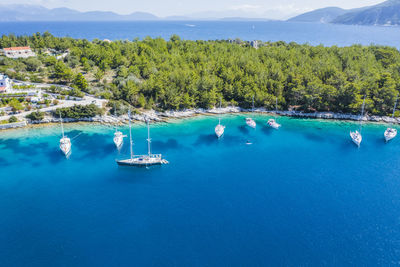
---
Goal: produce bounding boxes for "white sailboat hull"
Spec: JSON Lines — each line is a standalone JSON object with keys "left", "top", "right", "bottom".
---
{"left": 60, "top": 137, "right": 71, "bottom": 157}
{"left": 215, "top": 124, "right": 225, "bottom": 138}
{"left": 384, "top": 128, "right": 397, "bottom": 142}
{"left": 350, "top": 131, "right": 362, "bottom": 147}
{"left": 246, "top": 118, "right": 256, "bottom": 128}
{"left": 113, "top": 131, "right": 124, "bottom": 149}
{"left": 117, "top": 154, "right": 168, "bottom": 166}
{"left": 268, "top": 119, "right": 281, "bottom": 129}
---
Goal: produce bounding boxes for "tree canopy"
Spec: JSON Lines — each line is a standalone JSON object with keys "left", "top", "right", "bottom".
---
{"left": 1, "top": 33, "right": 400, "bottom": 115}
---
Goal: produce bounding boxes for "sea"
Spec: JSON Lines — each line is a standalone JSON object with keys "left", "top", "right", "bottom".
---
{"left": 0, "top": 21, "right": 399, "bottom": 47}
{"left": 1, "top": 114, "right": 400, "bottom": 266}
{"left": 2, "top": 21, "right": 400, "bottom": 266}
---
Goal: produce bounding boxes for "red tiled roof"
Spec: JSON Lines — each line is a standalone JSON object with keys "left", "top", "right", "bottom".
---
{"left": 3, "top": 46, "right": 31, "bottom": 51}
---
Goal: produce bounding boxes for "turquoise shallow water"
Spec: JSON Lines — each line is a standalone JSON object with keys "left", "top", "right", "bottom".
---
{"left": 1, "top": 114, "right": 400, "bottom": 266}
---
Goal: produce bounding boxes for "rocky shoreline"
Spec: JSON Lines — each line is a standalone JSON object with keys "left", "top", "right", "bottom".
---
{"left": 23, "top": 106, "right": 400, "bottom": 126}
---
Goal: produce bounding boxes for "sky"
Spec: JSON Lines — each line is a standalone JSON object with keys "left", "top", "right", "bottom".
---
{"left": 0, "top": 0, "right": 386, "bottom": 19}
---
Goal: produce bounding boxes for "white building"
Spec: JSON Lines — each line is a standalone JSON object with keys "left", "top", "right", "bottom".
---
{"left": 3, "top": 46, "right": 36, "bottom": 59}
{"left": 0, "top": 74, "right": 11, "bottom": 93}
{"left": 251, "top": 40, "right": 259, "bottom": 49}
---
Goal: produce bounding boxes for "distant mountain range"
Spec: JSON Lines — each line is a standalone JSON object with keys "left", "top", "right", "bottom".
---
{"left": 1, "top": 1, "right": 399, "bottom": 26}
{"left": 289, "top": 0, "right": 400, "bottom": 26}
{"left": 0, "top": 4, "right": 272, "bottom": 22}
{"left": 0, "top": 4, "right": 158, "bottom": 21}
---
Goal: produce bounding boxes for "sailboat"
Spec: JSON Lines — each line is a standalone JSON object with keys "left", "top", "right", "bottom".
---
{"left": 116, "top": 110, "right": 168, "bottom": 167}
{"left": 113, "top": 130, "right": 124, "bottom": 150}
{"left": 59, "top": 112, "right": 71, "bottom": 157}
{"left": 112, "top": 105, "right": 126, "bottom": 150}
{"left": 384, "top": 94, "right": 398, "bottom": 142}
{"left": 246, "top": 95, "right": 256, "bottom": 129}
{"left": 268, "top": 97, "right": 281, "bottom": 129}
{"left": 215, "top": 99, "right": 225, "bottom": 138}
{"left": 350, "top": 96, "right": 366, "bottom": 147}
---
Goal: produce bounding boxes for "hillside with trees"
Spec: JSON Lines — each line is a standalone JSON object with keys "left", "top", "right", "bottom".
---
{"left": 1, "top": 32, "right": 400, "bottom": 116}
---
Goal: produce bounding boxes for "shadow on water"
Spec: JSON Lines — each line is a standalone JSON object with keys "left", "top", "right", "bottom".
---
{"left": 238, "top": 125, "right": 250, "bottom": 135}
{"left": 47, "top": 149, "right": 65, "bottom": 164}
{"left": 193, "top": 134, "right": 217, "bottom": 146}
{"left": 339, "top": 138, "right": 361, "bottom": 152}
{"left": 370, "top": 135, "right": 395, "bottom": 149}
{"left": 73, "top": 132, "right": 114, "bottom": 160}
{"left": 0, "top": 157, "right": 10, "bottom": 167}
{"left": 261, "top": 126, "right": 274, "bottom": 136}
{"left": 152, "top": 138, "right": 181, "bottom": 151}
{"left": 111, "top": 165, "right": 163, "bottom": 184}
{"left": 0, "top": 138, "right": 58, "bottom": 166}
{"left": 302, "top": 132, "right": 326, "bottom": 143}
{"left": 221, "top": 134, "right": 244, "bottom": 145}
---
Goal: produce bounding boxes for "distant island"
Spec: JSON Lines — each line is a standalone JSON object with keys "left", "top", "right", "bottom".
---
{"left": 288, "top": 0, "right": 400, "bottom": 26}
{"left": 0, "top": 33, "right": 399, "bottom": 125}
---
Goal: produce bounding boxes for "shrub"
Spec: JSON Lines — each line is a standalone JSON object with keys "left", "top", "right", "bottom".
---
{"left": 8, "top": 116, "right": 17, "bottom": 123}
{"left": 26, "top": 111, "right": 45, "bottom": 121}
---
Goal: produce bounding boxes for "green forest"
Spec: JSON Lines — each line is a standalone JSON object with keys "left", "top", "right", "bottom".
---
{"left": 1, "top": 32, "right": 400, "bottom": 116}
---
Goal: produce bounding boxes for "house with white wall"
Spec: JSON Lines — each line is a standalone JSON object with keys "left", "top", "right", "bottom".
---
{"left": 0, "top": 74, "right": 11, "bottom": 93}
{"left": 3, "top": 46, "right": 36, "bottom": 59}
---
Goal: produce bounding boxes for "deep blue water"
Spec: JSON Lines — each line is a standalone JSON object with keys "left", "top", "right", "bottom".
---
{"left": 1, "top": 115, "right": 400, "bottom": 266}
{"left": 0, "top": 21, "right": 400, "bottom": 47}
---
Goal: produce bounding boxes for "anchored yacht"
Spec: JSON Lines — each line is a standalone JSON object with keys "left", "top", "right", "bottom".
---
{"left": 116, "top": 110, "right": 168, "bottom": 167}
{"left": 215, "top": 99, "right": 225, "bottom": 138}
{"left": 246, "top": 118, "right": 256, "bottom": 128}
{"left": 268, "top": 97, "right": 281, "bottom": 129}
{"left": 384, "top": 128, "right": 397, "bottom": 142}
{"left": 350, "top": 96, "right": 366, "bottom": 147}
{"left": 246, "top": 96, "right": 256, "bottom": 128}
{"left": 267, "top": 118, "right": 281, "bottom": 129}
{"left": 384, "top": 94, "right": 398, "bottom": 142}
{"left": 350, "top": 131, "right": 362, "bottom": 147}
{"left": 112, "top": 105, "right": 126, "bottom": 149}
{"left": 59, "top": 113, "right": 71, "bottom": 157}
{"left": 113, "top": 130, "right": 124, "bottom": 149}
{"left": 215, "top": 119, "right": 225, "bottom": 138}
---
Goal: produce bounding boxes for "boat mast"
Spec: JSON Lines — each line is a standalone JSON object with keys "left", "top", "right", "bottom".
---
{"left": 390, "top": 94, "right": 398, "bottom": 128}
{"left": 218, "top": 98, "right": 222, "bottom": 125}
{"left": 275, "top": 97, "right": 278, "bottom": 116}
{"left": 359, "top": 96, "right": 366, "bottom": 132}
{"left": 114, "top": 103, "right": 117, "bottom": 132}
{"left": 59, "top": 111, "right": 64, "bottom": 138}
{"left": 128, "top": 109, "right": 133, "bottom": 160}
{"left": 146, "top": 119, "right": 151, "bottom": 156}
{"left": 252, "top": 95, "right": 254, "bottom": 113}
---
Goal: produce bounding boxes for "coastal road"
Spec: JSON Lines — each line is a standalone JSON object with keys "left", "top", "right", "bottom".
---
{"left": 0, "top": 95, "right": 107, "bottom": 121}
